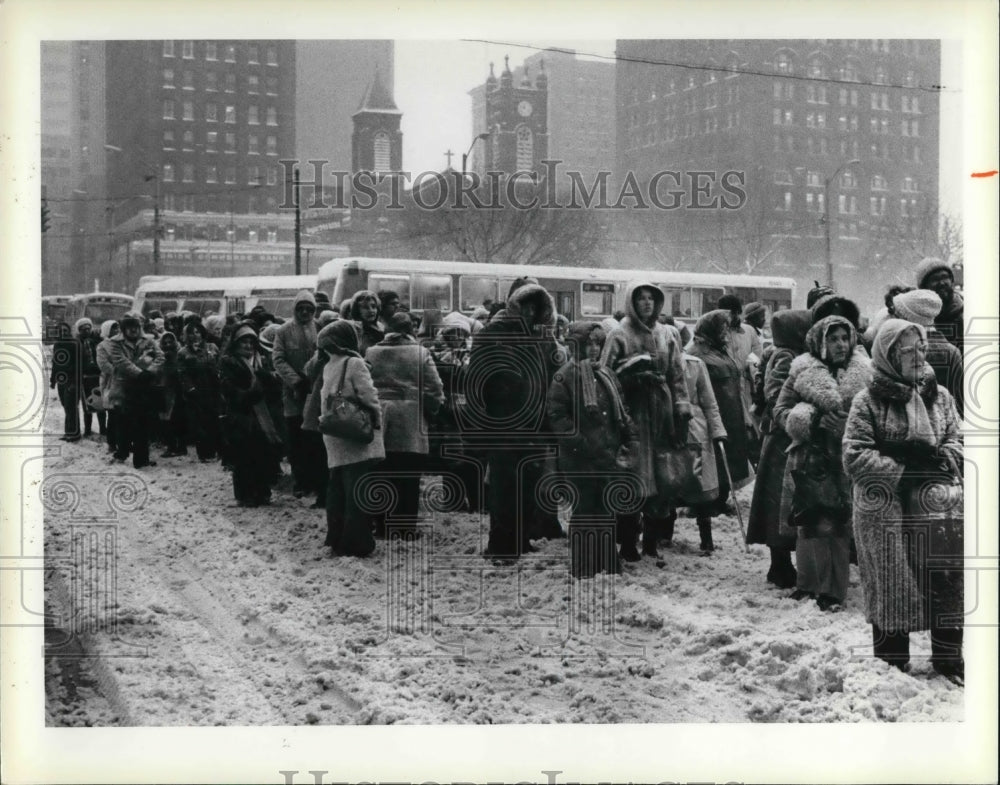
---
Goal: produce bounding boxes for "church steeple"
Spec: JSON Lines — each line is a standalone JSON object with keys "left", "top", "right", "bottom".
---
{"left": 352, "top": 67, "right": 403, "bottom": 175}
{"left": 500, "top": 54, "right": 513, "bottom": 88}
{"left": 486, "top": 61, "right": 497, "bottom": 89}
{"left": 353, "top": 66, "right": 401, "bottom": 116}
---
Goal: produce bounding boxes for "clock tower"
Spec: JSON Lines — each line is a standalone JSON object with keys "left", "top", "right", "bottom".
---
{"left": 483, "top": 55, "right": 549, "bottom": 176}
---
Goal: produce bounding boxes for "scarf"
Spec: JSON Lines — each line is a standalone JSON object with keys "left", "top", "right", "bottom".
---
{"left": 578, "top": 358, "right": 628, "bottom": 428}
{"left": 871, "top": 319, "right": 936, "bottom": 446}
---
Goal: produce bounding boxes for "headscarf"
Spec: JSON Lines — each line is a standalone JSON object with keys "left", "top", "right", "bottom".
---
{"left": 258, "top": 323, "right": 280, "bottom": 353}
{"left": 385, "top": 312, "right": 415, "bottom": 340}
{"left": 565, "top": 321, "right": 628, "bottom": 427}
{"left": 693, "top": 309, "right": 731, "bottom": 353}
{"left": 227, "top": 324, "right": 260, "bottom": 371}
{"left": 204, "top": 315, "right": 226, "bottom": 339}
{"left": 99, "top": 320, "right": 118, "bottom": 340}
{"left": 317, "top": 319, "right": 362, "bottom": 359}
{"left": 805, "top": 314, "right": 856, "bottom": 365}
{"left": 871, "top": 319, "right": 936, "bottom": 446}
{"left": 73, "top": 317, "right": 93, "bottom": 337}
{"left": 159, "top": 330, "right": 178, "bottom": 353}
{"left": 506, "top": 283, "right": 556, "bottom": 328}
{"left": 768, "top": 309, "right": 812, "bottom": 353}
{"left": 624, "top": 282, "right": 664, "bottom": 330}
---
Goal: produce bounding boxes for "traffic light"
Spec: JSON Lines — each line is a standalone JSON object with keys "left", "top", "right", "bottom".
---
{"left": 41, "top": 198, "right": 51, "bottom": 233}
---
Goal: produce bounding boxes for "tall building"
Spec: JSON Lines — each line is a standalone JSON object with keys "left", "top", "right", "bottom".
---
{"left": 40, "top": 41, "right": 107, "bottom": 294}
{"left": 470, "top": 49, "right": 615, "bottom": 184}
{"left": 614, "top": 39, "right": 940, "bottom": 310}
{"left": 101, "top": 40, "right": 297, "bottom": 287}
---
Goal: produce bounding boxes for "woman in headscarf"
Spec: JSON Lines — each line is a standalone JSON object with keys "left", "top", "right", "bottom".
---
{"left": 547, "top": 322, "right": 637, "bottom": 578}
{"left": 319, "top": 319, "right": 385, "bottom": 556}
{"left": 218, "top": 324, "right": 283, "bottom": 507}
{"left": 203, "top": 315, "right": 226, "bottom": 349}
{"left": 49, "top": 322, "right": 81, "bottom": 442}
{"left": 844, "top": 320, "right": 963, "bottom": 682}
{"left": 600, "top": 282, "right": 691, "bottom": 561}
{"left": 96, "top": 320, "right": 121, "bottom": 453}
{"left": 773, "top": 315, "right": 871, "bottom": 611}
{"left": 363, "top": 312, "right": 445, "bottom": 535}
{"left": 178, "top": 321, "right": 221, "bottom": 462}
{"left": 347, "top": 289, "right": 385, "bottom": 355}
{"left": 157, "top": 331, "right": 187, "bottom": 457}
{"left": 683, "top": 310, "right": 753, "bottom": 553}
{"left": 746, "top": 310, "right": 813, "bottom": 588}
{"left": 74, "top": 317, "right": 105, "bottom": 439}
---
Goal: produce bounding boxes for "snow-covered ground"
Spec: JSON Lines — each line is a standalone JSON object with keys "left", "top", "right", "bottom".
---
{"left": 42, "top": 398, "right": 965, "bottom": 727}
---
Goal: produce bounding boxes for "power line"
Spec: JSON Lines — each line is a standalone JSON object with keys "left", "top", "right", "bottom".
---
{"left": 462, "top": 38, "right": 956, "bottom": 94}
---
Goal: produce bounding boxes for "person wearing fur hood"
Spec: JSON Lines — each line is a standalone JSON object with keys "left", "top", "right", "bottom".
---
{"left": 600, "top": 282, "right": 691, "bottom": 562}
{"left": 843, "top": 319, "right": 964, "bottom": 682}
{"left": 469, "top": 282, "right": 564, "bottom": 558}
{"left": 772, "top": 314, "right": 872, "bottom": 611}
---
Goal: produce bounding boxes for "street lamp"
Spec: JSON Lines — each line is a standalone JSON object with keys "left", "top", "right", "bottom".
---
{"left": 461, "top": 132, "right": 491, "bottom": 178}
{"left": 823, "top": 158, "right": 861, "bottom": 289}
{"left": 105, "top": 144, "right": 161, "bottom": 275}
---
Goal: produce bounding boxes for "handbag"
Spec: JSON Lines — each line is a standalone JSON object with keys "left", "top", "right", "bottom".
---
{"left": 654, "top": 443, "right": 704, "bottom": 501}
{"left": 318, "top": 358, "right": 375, "bottom": 444}
{"left": 789, "top": 443, "right": 850, "bottom": 527}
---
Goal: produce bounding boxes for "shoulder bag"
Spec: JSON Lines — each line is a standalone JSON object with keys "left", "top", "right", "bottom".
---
{"left": 318, "top": 358, "right": 375, "bottom": 444}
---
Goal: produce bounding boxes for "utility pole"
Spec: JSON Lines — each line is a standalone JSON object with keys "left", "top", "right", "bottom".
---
{"left": 294, "top": 166, "right": 301, "bottom": 275}
{"left": 823, "top": 159, "right": 860, "bottom": 290}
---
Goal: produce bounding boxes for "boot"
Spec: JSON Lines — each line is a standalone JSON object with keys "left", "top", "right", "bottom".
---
{"left": 872, "top": 624, "right": 911, "bottom": 672}
{"left": 641, "top": 515, "right": 660, "bottom": 558}
{"left": 930, "top": 628, "right": 964, "bottom": 684}
{"left": 617, "top": 512, "right": 641, "bottom": 562}
{"left": 697, "top": 517, "right": 714, "bottom": 555}
{"left": 661, "top": 507, "right": 677, "bottom": 548}
{"left": 766, "top": 548, "right": 797, "bottom": 589}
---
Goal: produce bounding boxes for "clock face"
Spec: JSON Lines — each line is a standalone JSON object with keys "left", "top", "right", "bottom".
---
{"left": 517, "top": 100, "right": 533, "bottom": 117}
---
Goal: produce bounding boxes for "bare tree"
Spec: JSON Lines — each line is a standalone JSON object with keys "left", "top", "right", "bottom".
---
{"left": 860, "top": 196, "right": 962, "bottom": 283}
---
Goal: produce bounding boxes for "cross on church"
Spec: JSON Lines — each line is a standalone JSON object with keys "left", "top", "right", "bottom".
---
{"left": 444, "top": 149, "right": 454, "bottom": 168}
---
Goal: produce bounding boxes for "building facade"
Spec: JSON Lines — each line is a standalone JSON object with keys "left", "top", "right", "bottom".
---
{"left": 614, "top": 39, "right": 941, "bottom": 311}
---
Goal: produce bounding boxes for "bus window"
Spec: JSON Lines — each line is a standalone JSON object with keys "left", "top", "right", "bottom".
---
{"left": 499, "top": 278, "right": 517, "bottom": 303}
{"left": 368, "top": 274, "right": 411, "bottom": 308}
{"left": 554, "top": 291, "right": 575, "bottom": 319}
{"left": 142, "top": 298, "right": 179, "bottom": 315}
{"left": 254, "top": 297, "right": 296, "bottom": 318}
{"left": 185, "top": 298, "right": 223, "bottom": 317}
{"left": 692, "top": 287, "right": 725, "bottom": 317}
{"left": 659, "top": 286, "right": 690, "bottom": 317}
{"left": 412, "top": 274, "right": 452, "bottom": 312}
{"left": 84, "top": 300, "right": 133, "bottom": 324}
{"left": 459, "top": 275, "right": 497, "bottom": 311}
{"left": 580, "top": 282, "right": 615, "bottom": 316}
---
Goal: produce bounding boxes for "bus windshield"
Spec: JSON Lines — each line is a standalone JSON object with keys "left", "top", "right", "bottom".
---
{"left": 84, "top": 300, "right": 132, "bottom": 324}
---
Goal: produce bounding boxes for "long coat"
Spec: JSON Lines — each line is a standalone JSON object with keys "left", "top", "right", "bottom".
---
{"left": 599, "top": 283, "right": 690, "bottom": 497}
{"left": 685, "top": 337, "right": 752, "bottom": 491}
{"left": 678, "top": 353, "right": 727, "bottom": 502}
{"left": 843, "top": 369, "right": 962, "bottom": 632}
{"left": 218, "top": 354, "right": 283, "bottom": 452}
{"left": 746, "top": 309, "right": 812, "bottom": 547}
{"left": 107, "top": 334, "right": 164, "bottom": 408}
{"left": 926, "top": 328, "right": 963, "bottom": 417}
{"left": 772, "top": 338, "right": 871, "bottom": 531}
{"left": 320, "top": 354, "right": 385, "bottom": 468}
{"left": 272, "top": 318, "right": 318, "bottom": 417}
{"left": 96, "top": 339, "right": 116, "bottom": 409}
{"left": 365, "top": 336, "right": 444, "bottom": 455}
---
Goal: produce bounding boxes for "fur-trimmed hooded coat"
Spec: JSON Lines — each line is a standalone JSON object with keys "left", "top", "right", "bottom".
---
{"left": 843, "top": 359, "right": 963, "bottom": 633}
{"left": 772, "top": 316, "right": 872, "bottom": 531}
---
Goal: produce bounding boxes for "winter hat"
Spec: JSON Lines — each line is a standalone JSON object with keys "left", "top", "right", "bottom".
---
{"left": 120, "top": 313, "right": 142, "bottom": 330}
{"left": 915, "top": 257, "right": 953, "bottom": 288}
{"left": 893, "top": 289, "right": 942, "bottom": 327}
{"left": 317, "top": 319, "right": 362, "bottom": 357}
{"left": 470, "top": 306, "right": 490, "bottom": 323}
{"left": 386, "top": 312, "right": 414, "bottom": 335}
{"left": 314, "top": 291, "right": 331, "bottom": 306}
{"left": 694, "top": 310, "right": 732, "bottom": 352}
{"left": 159, "top": 330, "right": 178, "bottom": 350}
{"left": 258, "top": 323, "right": 280, "bottom": 352}
{"left": 717, "top": 294, "right": 742, "bottom": 314}
{"left": 293, "top": 289, "right": 317, "bottom": 309}
{"left": 317, "top": 310, "right": 338, "bottom": 327}
{"left": 228, "top": 323, "right": 258, "bottom": 352}
{"left": 810, "top": 293, "right": 860, "bottom": 330}
{"left": 806, "top": 281, "right": 836, "bottom": 309}
{"left": 73, "top": 317, "right": 93, "bottom": 336}
{"left": 442, "top": 311, "right": 473, "bottom": 334}
{"left": 152, "top": 317, "right": 165, "bottom": 332}
{"left": 507, "top": 276, "right": 539, "bottom": 300}
{"left": 99, "top": 320, "right": 118, "bottom": 339}
{"left": 204, "top": 315, "right": 226, "bottom": 338}
{"left": 742, "top": 301, "right": 766, "bottom": 323}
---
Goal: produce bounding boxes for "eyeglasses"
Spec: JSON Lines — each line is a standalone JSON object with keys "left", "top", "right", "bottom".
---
{"left": 897, "top": 342, "right": 928, "bottom": 357}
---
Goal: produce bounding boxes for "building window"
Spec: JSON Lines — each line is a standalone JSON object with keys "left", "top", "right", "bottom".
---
{"left": 266, "top": 106, "right": 278, "bottom": 126}
{"left": 205, "top": 103, "right": 217, "bottom": 122}
{"left": 874, "top": 66, "right": 887, "bottom": 84}
{"left": 905, "top": 70, "right": 916, "bottom": 87}
{"left": 515, "top": 125, "right": 533, "bottom": 170}
{"left": 902, "top": 177, "right": 919, "bottom": 192}
{"left": 774, "top": 52, "right": 792, "bottom": 74}
{"left": 206, "top": 165, "right": 218, "bottom": 183}
{"left": 265, "top": 135, "right": 277, "bottom": 156}
{"left": 870, "top": 196, "right": 886, "bottom": 216}
{"left": 206, "top": 131, "right": 217, "bottom": 152}
{"left": 163, "top": 99, "right": 175, "bottom": 119}
{"left": 248, "top": 165, "right": 260, "bottom": 185}
{"left": 248, "top": 44, "right": 259, "bottom": 64}
{"left": 806, "top": 171, "right": 822, "bottom": 187}
{"left": 248, "top": 105, "right": 259, "bottom": 124}
{"left": 224, "top": 44, "right": 236, "bottom": 63}
{"left": 912, "top": 145, "right": 921, "bottom": 163}
{"left": 248, "top": 75, "right": 259, "bottom": 94}
{"left": 205, "top": 72, "right": 218, "bottom": 92}
{"left": 182, "top": 129, "right": 194, "bottom": 150}
{"left": 182, "top": 101, "right": 194, "bottom": 121}
{"left": 247, "top": 134, "right": 259, "bottom": 155}
{"left": 841, "top": 61, "right": 859, "bottom": 82}
{"left": 224, "top": 105, "right": 236, "bottom": 124}
{"left": 808, "top": 57, "right": 825, "bottom": 78}
{"left": 163, "top": 41, "right": 175, "bottom": 58}
{"left": 267, "top": 229, "right": 278, "bottom": 243}
{"left": 182, "top": 41, "right": 194, "bottom": 59}
{"left": 162, "top": 129, "right": 175, "bottom": 150}
{"left": 182, "top": 164, "right": 194, "bottom": 182}
{"left": 773, "top": 169, "right": 793, "bottom": 184}
{"left": 265, "top": 76, "right": 278, "bottom": 95}
{"left": 225, "top": 132, "right": 236, "bottom": 153}
{"left": 266, "top": 45, "right": 277, "bottom": 65}
{"left": 373, "top": 131, "right": 391, "bottom": 171}
{"left": 225, "top": 166, "right": 236, "bottom": 184}
{"left": 841, "top": 170, "right": 856, "bottom": 188}
{"left": 205, "top": 42, "right": 217, "bottom": 61}
{"left": 181, "top": 70, "right": 193, "bottom": 90}
{"left": 266, "top": 166, "right": 277, "bottom": 186}
{"left": 871, "top": 174, "right": 887, "bottom": 190}
{"left": 162, "top": 68, "right": 174, "bottom": 88}
{"left": 225, "top": 73, "right": 236, "bottom": 93}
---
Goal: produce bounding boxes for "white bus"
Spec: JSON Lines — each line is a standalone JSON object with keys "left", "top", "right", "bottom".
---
{"left": 61, "top": 292, "right": 134, "bottom": 332}
{"left": 315, "top": 257, "right": 797, "bottom": 325}
{"left": 133, "top": 275, "right": 316, "bottom": 320}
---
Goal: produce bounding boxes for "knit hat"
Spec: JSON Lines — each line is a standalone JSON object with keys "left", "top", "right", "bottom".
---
{"left": 742, "top": 301, "right": 766, "bottom": 322}
{"left": 810, "top": 293, "right": 860, "bottom": 330}
{"left": 893, "top": 288, "right": 942, "bottom": 327}
{"left": 120, "top": 313, "right": 142, "bottom": 330}
{"left": 314, "top": 291, "right": 331, "bottom": 306}
{"left": 73, "top": 317, "right": 93, "bottom": 336}
{"left": 100, "top": 320, "right": 118, "bottom": 339}
{"left": 806, "top": 281, "right": 836, "bottom": 309}
{"left": 258, "top": 323, "right": 280, "bottom": 352}
{"left": 915, "top": 257, "right": 953, "bottom": 288}
{"left": 717, "top": 294, "right": 742, "bottom": 314}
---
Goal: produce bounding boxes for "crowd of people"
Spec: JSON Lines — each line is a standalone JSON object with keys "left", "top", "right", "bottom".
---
{"left": 49, "top": 256, "right": 965, "bottom": 683}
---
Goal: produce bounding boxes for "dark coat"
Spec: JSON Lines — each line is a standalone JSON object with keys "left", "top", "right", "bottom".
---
{"left": 747, "top": 310, "right": 812, "bottom": 547}
{"left": 218, "top": 353, "right": 282, "bottom": 451}
{"left": 844, "top": 367, "right": 962, "bottom": 632}
{"left": 934, "top": 291, "right": 963, "bottom": 352}
{"left": 925, "top": 328, "right": 963, "bottom": 417}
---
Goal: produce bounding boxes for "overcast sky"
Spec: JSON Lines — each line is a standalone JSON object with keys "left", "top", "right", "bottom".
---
{"left": 395, "top": 39, "right": 961, "bottom": 215}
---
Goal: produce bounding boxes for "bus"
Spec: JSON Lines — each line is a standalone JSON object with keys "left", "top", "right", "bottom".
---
{"left": 133, "top": 275, "right": 316, "bottom": 320}
{"left": 62, "top": 292, "right": 134, "bottom": 331}
{"left": 315, "top": 257, "right": 797, "bottom": 326}
{"left": 42, "top": 295, "right": 72, "bottom": 342}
